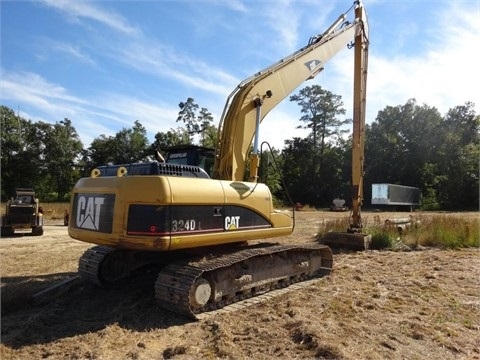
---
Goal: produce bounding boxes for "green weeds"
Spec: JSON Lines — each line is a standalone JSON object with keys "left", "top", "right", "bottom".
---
{"left": 406, "top": 215, "right": 479, "bottom": 249}
{"left": 318, "top": 214, "right": 479, "bottom": 250}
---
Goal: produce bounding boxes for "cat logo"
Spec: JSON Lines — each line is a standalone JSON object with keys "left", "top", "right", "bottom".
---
{"left": 76, "top": 195, "right": 105, "bottom": 231}
{"left": 225, "top": 216, "right": 240, "bottom": 230}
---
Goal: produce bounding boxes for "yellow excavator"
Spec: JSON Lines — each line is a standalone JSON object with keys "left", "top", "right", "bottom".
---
{"left": 68, "top": 1, "right": 369, "bottom": 318}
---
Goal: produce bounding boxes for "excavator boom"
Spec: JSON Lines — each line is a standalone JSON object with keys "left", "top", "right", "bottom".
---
{"left": 214, "top": 1, "right": 369, "bottom": 182}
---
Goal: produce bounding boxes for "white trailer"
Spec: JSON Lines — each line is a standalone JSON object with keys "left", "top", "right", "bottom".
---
{"left": 371, "top": 184, "right": 420, "bottom": 207}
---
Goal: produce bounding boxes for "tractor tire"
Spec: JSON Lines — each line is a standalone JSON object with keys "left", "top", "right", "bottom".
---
{"left": 32, "top": 226, "right": 44, "bottom": 236}
{"left": 1, "top": 226, "right": 14, "bottom": 237}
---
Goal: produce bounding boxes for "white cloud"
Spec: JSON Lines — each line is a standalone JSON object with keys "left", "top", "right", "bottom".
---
{"left": 379, "top": 4, "right": 478, "bottom": 114}
{"left": 111, "top": 40, "right": 238, "bottom": 96}
{"left": 256, "top": 102, "right": 310, "bottom": 150}
{"left": 35, "top": 38, "right": 97, "bottom": 66}
{"left": 320, "top": 2, "right": 479, "bottom": 127}
{"left": 0, "top": 70, "right": 172, "bottom": 147}
{"left": 218, "top": 0, "right": 248, "bottom": 13}
{"left": 53, "top": 42, "right": 96, "bottom": 65}
{"left": 1, "top": 71, "right": 87, "bottom": 110}
{"left": 40, "top": 0, "right": 141, "bottom": 36}
{"left": 263, "top": 0, "right": 300, "bottom": 53}
{"left": 98, "top": 95, "right": 179, "bottom": 133}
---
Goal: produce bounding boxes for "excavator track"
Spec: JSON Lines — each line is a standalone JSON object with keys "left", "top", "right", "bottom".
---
{"left": 78, "top": 246, "right": 144, "bottom": 287}
{"left": 78, "top": 244, "right": 333, "bottom": 319}
{"left": 154, "top": 244, "right": 332, "bottom": 319}
{"left": 78, "top": 246, "right": 114, "bottom": 286}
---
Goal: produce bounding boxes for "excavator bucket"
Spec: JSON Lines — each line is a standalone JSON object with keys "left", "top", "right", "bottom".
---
{"left": 319, "top": 232, "right": 372, "bottom": 251}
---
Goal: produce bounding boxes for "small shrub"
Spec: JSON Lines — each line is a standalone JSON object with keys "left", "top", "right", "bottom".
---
{"left": 420, "top": 188, "right": 441, "bottom": 211}
{"left": 369, "top": 231, "right": 395, "bottom": 250}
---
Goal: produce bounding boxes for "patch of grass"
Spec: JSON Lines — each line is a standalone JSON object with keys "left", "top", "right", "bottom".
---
{"left": 316, "top": 218, "right": 350, "bottom": 238}
{"left": 319, "top": 214, "right": 479, "bottom": 250}
{"left": 412, "top": 215, "right": 479, "bottom": 249}
{"left": 369, "top": 231, "right": 395, "bottom": 250}
{"left": 39, "top": 202, "right": 70, "bottom": 220}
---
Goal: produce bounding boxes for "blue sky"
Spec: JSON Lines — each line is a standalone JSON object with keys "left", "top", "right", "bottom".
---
{"left": 1, "top": 0, "right": 479, "bottom": 150}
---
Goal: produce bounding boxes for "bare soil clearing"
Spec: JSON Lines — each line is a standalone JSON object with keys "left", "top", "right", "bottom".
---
{"left": 1, "top": 211, "right": 479, "bottom": 359}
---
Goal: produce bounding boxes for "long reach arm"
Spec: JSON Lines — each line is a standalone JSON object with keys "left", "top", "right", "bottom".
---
{"left": 350, "top": 3, "right": 369, "bottom": 230}
{"left": 213, "top": 1, "right": 369, "bottom": 184}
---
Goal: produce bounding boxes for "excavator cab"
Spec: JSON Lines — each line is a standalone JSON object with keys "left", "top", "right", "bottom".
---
{"left": 163, "top": 145, "right": 215, "bottom": 177}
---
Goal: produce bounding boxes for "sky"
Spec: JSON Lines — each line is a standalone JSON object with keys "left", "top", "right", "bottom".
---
{"left": 1, "top": 0, "right": 479, "bottom": 151}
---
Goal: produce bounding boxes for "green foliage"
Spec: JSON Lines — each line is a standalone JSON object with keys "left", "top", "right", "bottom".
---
{"left": 365, "top": 99, "right": 443, "bottom": 189}
{"left": 150, "top": 127, "right": 191, "bottom": 154}
{"left": 410, "top": 216, "right": 480, "bottom": 249}
{"left": 1, "top": 107, "right": 43, "bottom": 199}
{"left": 374, "top": 215, "right": 478, "bottom": 250}
{"left": 152, "top": 98, "right": 217, "bottom": 153}
{"left": 1, "top": 92, "right": 478, "bottom": 211}
{"left": 177, "top": 97, "right": 200, "bottom": 138}
{"left": 259, "top": 148, "right": 282, "bottom": 193}
{"left": 0, "top": 107, "right": 83, "bottom": 201}
{"left": 420, "top": 188, "right": 441, "bottom": 211}
{"left": 280, "top": 137, "right": 317, "bottom": 204}
{"left": 282, "top": 86, "right": 352, "bottom": 207}
{"left": 369, "top": 231, "right": 395, "bottom": 250}
{"left": 435, "top": 103, "right": 479, "bottom": 209}
{"left": 280, "top": 138, "right": 349, "bottom": 207}
{"left": 290, "top": 85, "right": 349, "bottom": 149}
{"left": 43, "top": 119, "right": 83, "bottom": 201}
{"left": 42, "top": 192, "right": 60, "bottom": 202}
{"left": 175, "top": 98, "right": 216, "bottom": 145}
{"left": 86, "top": 120, "right": 149, "bottom": 169}
{"left": 197, "top": 107, "right": 216, "bottom": 148}
{"left": 364, "top": 99, "right": 479, "bottom": 210}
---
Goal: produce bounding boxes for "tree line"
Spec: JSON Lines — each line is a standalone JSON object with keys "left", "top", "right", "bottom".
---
{"left": 1, "top": 87, "right": 478, "bottom": 210}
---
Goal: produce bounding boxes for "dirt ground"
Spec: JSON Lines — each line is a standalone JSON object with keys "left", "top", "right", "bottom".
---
{"left": 1, "top": 211, "right": 479, "bottom": 359}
